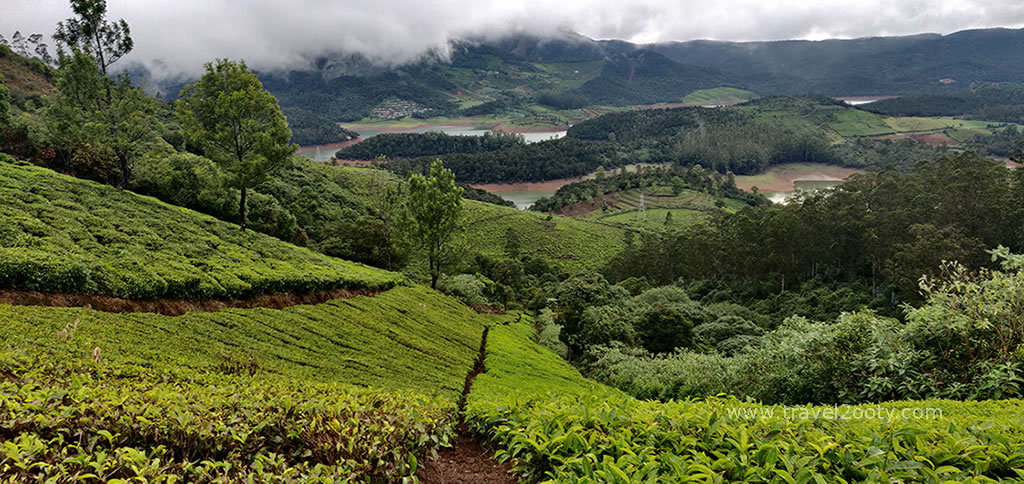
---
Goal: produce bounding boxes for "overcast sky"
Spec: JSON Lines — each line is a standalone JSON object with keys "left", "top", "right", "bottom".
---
{"left": 3, "top": 0, "right": 1024, "bottom": 78}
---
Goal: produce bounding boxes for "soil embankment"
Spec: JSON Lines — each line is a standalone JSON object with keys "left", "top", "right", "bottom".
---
{"left": 0, "top": 287, "right": 383, "bottom": 316}
{"left": 417, "top": 327, "right": 516, "bottom": 483}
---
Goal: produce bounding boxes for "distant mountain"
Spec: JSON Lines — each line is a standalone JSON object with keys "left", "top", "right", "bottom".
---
{"left": 132, "top": 28, "right": 1024, "bottom": 144}
{"left": 648, "top": 29, "right": 1024, "bottom": 94}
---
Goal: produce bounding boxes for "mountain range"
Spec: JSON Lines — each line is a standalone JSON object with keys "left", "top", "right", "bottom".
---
{"left": 247, "top": 28, "right": 1024, "bottom": 123}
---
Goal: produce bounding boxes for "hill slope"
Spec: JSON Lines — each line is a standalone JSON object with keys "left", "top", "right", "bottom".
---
{"left": 467, "top": 317, "right": 1024, "bottom": 482}
{"left": 0, "top": 285, "right": 488, "bottom": 481}
{"left": 0, "top": 161, "right": 397, "bottom": 299}
{"left": 331, "top": 165, "right": 629, "bottom": 272}
{"left": 243, "top": 28, "right": 1024, "bottom": 135}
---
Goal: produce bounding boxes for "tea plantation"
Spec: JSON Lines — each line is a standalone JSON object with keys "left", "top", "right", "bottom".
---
{"left": 0, "top": 162, "right": 397, "bottom": 299}
{"left": 0, "top": 286, "right": 487, "bottom": 481}
{"left": 469, "top": 319, "right": 1024, "bottom": 483}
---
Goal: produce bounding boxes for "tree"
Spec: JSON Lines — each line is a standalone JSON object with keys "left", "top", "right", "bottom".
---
{"left": 406, "top": 159, "right": 463, "bottom": 289}
{"left": 671, "top": 176, "right": 685, "bottom": 196}
{"left": 176, "top": 59, "right": 296, "bottom": 230}
{"left": 46, "top": 50, "right": 154, "bottom": 187}
{"left": 0, "top": 74, "right": 9, "bottom": 128}
{"left": 53, "top": 0, "right": 133, "bottom": 77}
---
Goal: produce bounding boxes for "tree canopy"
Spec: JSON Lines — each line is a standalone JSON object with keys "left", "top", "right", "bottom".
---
{"left": 53, "top": 0, "right": 133, "bottom": 76}
{"left": 176, "top": 59, "right": 296, "bottom": 230}
{"left": 406, "top": 159, "right": 463, "bottom": 289}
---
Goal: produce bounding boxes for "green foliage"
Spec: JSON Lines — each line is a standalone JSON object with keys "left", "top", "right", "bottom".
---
{"left": 0, "top": 352, "right": 454, "bottom": 482}
{"left": 437, "top": 273, "right": 488, "bottom": 307}
{"left": 177, "top": 59, "right": 296, "bottom": 230}
{"left": 553, "top": 273, "right": 630, "bottom": 356}
{"left": 536, "top": 308, "right": 569, "bottom": 359}
{"left": 0, "top": 281, "right": 493, "bottom": 482}
{"left": 0, "top": 162, "right": 396, "bottom": 298}
{"left": 468, "top": 317, "right": 1024, "bottom": 482}
{"left": 0, "top": 286, "right": 481, "bottom": 396}
{"left": 695, "top": 315, "right": 764, "bottom": 353}
{"left": 45, "top": 50, "right": 156, "bottom": 187}
{"left": 0, "top": 73, "right": 9, "bottom": 126}
{"left": 590, "top": 252, "right": 1024, "bottom": 404}
{"left": 384, "top": 136, "right": 619, "bottom": 184}
{"left": 681, "top": 87, "right": 759, "bottom": 105}
{"left": 456, "top": 198, "right": 627, "bottom": 274}
{"left": 606, "top": 152, "right": 1016, "bottom": 308}
{"left": 866, "top": 84, "right": 1024, "bottom": 118}
{"left": 530, "top": 164, "right": 766, "bottom": 214}
{"left": 53, "top": 0, "right": 133, "bottom": 76}
{"left": 407, "top": 159, "right": 463, "bottom": 288}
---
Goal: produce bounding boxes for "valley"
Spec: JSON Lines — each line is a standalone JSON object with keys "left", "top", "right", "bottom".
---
{"left": 4, "top": 5, "right": 1024, "bottom": 482}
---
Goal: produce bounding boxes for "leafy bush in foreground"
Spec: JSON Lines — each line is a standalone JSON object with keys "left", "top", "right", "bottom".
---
{"left": 0, "top": 350, "right": 454, "bottom": 482}
{"left": 468, "top": 319, "right": 1024, "bottom": 482}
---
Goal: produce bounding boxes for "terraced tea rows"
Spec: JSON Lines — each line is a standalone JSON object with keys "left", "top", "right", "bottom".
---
{"left": 0, "top": 162, "right": 396, "bottom": 300}
{"left": 0, "top": 286, "right": 481, "bottom": 397}
{"left": 0, "top": 350, "right": 454, "bottom": 482}
{"left": 467, "top": 319, "right": 1024, "bottom": 482}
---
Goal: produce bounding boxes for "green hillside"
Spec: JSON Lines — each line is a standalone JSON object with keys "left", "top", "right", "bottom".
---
{"left": 0, "top": 161, "right": 396, "bottom": 299}
{"left": 681, "top": 87, "right": 759, "bottom": 105}
{"left": 467, "top": 318, "right": 1024, "bottom": 482}
{"left": 331, "top": 165, "right": 629, "bottom": 273}
{"left": 458, "top": 200, "right": 627, "bottom": 272}
{"left": 0, "top": 285, "right": 488, "bottom": 481}
{"left": 0, "top": 45, "right": 54, "bottom": 109}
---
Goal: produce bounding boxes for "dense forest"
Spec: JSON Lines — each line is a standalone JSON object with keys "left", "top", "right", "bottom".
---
{"left": 335, "top": 130, "right": 524, "bottom": 160}
{"left": 865, "top": 83, "right": 1024, "bottom": 119}
{"left": 605, "top": 152, "right": 1021, "bottom": 307}
{"left": 382, "top": 137, "right": 621, "bottom": 183}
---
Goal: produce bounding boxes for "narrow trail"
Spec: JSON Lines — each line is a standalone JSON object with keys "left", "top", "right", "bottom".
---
{"left": 0, "top": 287, "right": 385, "bottom": 316}
{"left": 417, "top": 327, "right": 516, "bottom": 483}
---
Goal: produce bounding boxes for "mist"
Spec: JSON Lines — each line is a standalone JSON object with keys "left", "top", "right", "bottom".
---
{"left": 3, "top": 0, "right": 1024, "bottom": 79}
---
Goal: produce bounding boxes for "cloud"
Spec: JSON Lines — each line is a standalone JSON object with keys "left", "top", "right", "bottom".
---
{"left": 2, "top": 0, "right": 1023, "bottom": 79}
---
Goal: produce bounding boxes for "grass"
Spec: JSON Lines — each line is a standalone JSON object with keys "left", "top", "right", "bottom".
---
{"left": 557, "top": 185, "right": 750, "bottom": 231}
{"left": 682, "top": 87, "right": 759, "bottom": 105}
{"left": 582, "top": 187, "right": 747, "bottom": 230}
{"left": 466, "top": 317, "right": 1024, "bottom": 482}
{"left": 0, "top": 162, "right": 397, "bottom": 299}
{"left": 884, "top": 116, "right": 961, "bottom": 133}
{"left": 829, "top": 109, "right": 894, "bottom": 136}
{"left": 946, "top": 126, "right": 992, "bottom": 143}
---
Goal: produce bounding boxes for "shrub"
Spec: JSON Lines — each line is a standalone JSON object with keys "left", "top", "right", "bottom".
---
{"left": 437, "top": 273, "right": 488, "bottom": 307}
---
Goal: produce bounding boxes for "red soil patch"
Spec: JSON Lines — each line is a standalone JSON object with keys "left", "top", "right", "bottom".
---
{"left": 417, "top": 432, "right": 515, "bottom": 483}
{"left": 470, "top": 177, "right": 584, "bottom": 194}
{"left": 295, "top": 139, "right": 361, "bottom": 154}
{"left": 0, "top": 287, "right": 384, "bottom": 316}
{"left": 734, "top": 165, "right": 864, "bottom": 193}
{"left": 417, "top": 328, "right": 517, "bottom": 483}
{"left": 910, "top": 133, "right": 959, "bottom": 146}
